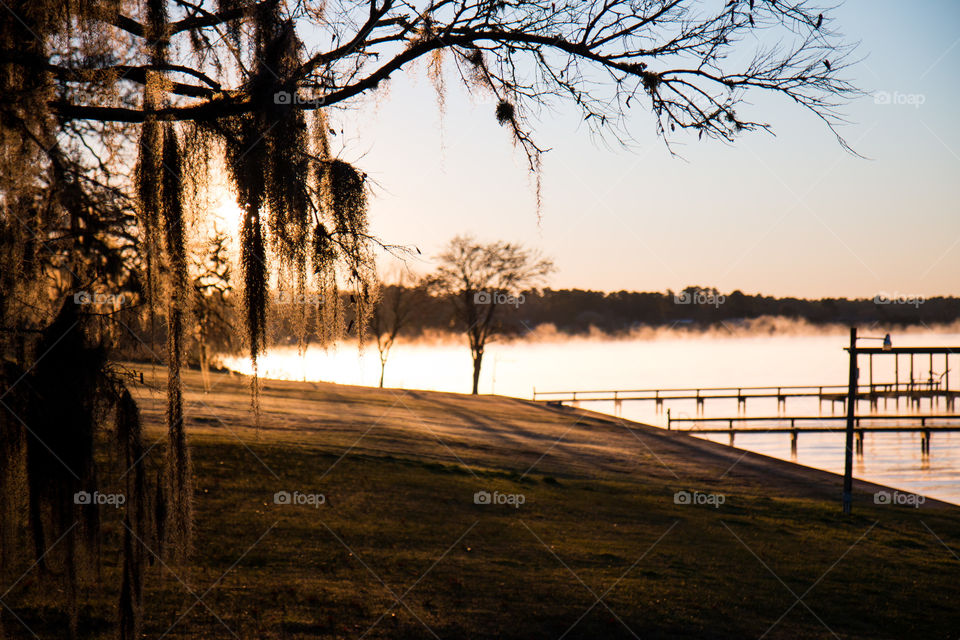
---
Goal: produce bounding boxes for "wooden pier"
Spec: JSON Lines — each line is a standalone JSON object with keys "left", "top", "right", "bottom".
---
{"left": 535, "top": 347, "right": 957, "bottom": 414}
{"left": 534, "top": 382, "right": 958, "bottom": 414}
{"left": 665, "top": 413, "right": 960, "bottom": 454}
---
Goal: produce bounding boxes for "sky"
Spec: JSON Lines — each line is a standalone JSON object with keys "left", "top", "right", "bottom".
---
{"left": 285, "top": 1, "right": 960, "bottom": 299}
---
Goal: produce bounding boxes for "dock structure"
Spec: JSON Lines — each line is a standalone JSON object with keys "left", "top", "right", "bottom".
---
{"left": 533, "top": 381, "right": 958, "bottom": 415}
{"left": 664, "top": 413, "right": 960, "bottom": 454}
{"left": 537, "top": 337, "right": 958, "bottom": 517}
{"left": 534, "top": 347, "right": 958, "bottom": 415}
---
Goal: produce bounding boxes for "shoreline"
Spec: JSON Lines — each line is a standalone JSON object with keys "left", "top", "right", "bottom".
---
{"left": 131, "top": 363, "right": 958, "bottom": 512}
{"left": 559, "top": 403, "right": 959, "bottom": 510}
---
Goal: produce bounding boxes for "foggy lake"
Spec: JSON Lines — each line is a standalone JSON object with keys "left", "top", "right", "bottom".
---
{"left": 222, "top": 325, "right": 960, "bottom": 505}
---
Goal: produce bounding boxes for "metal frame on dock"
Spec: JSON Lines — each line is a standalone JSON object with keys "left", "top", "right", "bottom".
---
{"left": 840, "top": 330, "right": 959, "bottom": 514}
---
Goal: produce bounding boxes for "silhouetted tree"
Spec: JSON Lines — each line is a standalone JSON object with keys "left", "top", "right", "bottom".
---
{"left": 431, "top": 235, "right": 553, "bottom": 394}
{"left": 192, "top": 228, "right": 235, "bottom": 391}
{"left": 371, "top": 270, "right": 423, "bottom": 388}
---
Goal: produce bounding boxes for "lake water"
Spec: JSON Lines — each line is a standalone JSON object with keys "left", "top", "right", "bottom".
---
{"left": 221, "top": 325, "right": 960, "bottom": 505}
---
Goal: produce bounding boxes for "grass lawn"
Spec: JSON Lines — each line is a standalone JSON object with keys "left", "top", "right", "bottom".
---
{"left": 2, "top": 365, "right": 959, "bottom": 639}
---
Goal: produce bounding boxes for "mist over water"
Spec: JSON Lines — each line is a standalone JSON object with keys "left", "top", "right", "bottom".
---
{"left": 222, "top": 322, "right": 960, "bottom": 505}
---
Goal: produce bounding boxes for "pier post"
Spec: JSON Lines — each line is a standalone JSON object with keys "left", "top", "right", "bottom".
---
{"left": 843, "top": 327, "right": 857, "bottom": 515}
{"left": 666, "top": 408, "right": 671, "bottom": 431}
{"left": 790, "top": 429, "right": 798, "bottom": 458}
{"left": 921, "top": 429, "right": 930, "bottom": 456}
{"left": 946, "top": 354, "right": 952, "bottom": 410}
{"left": 910, "top": 354, "right": 915, "bottom": 401}
{"left": 895, "top": 354, "right": 900, "bottom": 409}
{"left": 855, "top": 430, "right": 863, "bottom": 456}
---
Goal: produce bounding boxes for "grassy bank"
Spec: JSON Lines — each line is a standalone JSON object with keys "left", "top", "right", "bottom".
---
{"left": 3, "top": 365, "right": 959, "bottom": 639}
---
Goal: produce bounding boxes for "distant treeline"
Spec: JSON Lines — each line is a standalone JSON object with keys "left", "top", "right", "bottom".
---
{"left": 373, "top": 286, "right": 960, "bottom": 338}
{"left": 118, "top": 286, "right": 960, "bottom": 362}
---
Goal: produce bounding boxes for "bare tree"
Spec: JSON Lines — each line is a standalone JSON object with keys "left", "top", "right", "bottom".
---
{"left": 192, "top": 228, "right": 234, "bottom": 391}
{"left": 371, "top": 269, "right": 422, "bottom": 387}
{"left": 431, "top": 235, "right": 553, "bottom": 394}
{"left": 29, "top": 1, "right": 861, "bottom": 153}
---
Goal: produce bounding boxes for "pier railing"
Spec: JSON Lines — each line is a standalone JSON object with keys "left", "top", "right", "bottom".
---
{"left": 665, "top": 413, "right": 960, "bottom": 433}
{"left": 533, "top": 382, "right": 958, "bottom": 411}
{"left": 665, "top": 413, "right": 960, "bottom": 454}
{"left": 534, "top": 382, "right": 947, "bottom": 401}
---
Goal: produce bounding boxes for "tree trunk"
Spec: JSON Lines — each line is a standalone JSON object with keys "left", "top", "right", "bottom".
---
{"left": 199, "top": 334, "right": 210, "bottom": 393}
{"left": 379, "top": 359, "right": 386, "bottom": 388}
{"left": 471, "top": 351, "right": 483, "bottom": 395}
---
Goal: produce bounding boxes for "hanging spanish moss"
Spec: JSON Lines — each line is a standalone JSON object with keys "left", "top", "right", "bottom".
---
{"left": 493, "top": 98, "right": 544, "bottom": 223}
{"left": 0, "top": 0, "right": 153, "bottom": 619}
{"left": 135, "top": 117, "right": 164, "bottom": 307}
{"left": 495, "top": 99, "right": 515, "bottom": 125}
{"left": 317, "top": 158, "right": 378, "bottom": 343}
{"left": 116, "top": 389, "right": 147, "bottom": 640}
{"left": 3, "top": 3, "right": 383, "bottom": 625}
{"left": 219, "top": 110, "right": 269, "bottom": 422}
{"left": 23, "top": 302, "right": 106, "bottom": 638}
{"left": 0, "top": 303, "right": 155, "bottom": 640}
{"left": 314, "top": 108, "right": 333, "bottom": 160}
{"left": 461, "top": 45, "right": 545, "bottom": 223}
{"left": 160, "top": 124, "right": 193, "bottom": 563}
{"left": 263, "top": 20, "right": 311, "bottom": 356}
{"left": 207, "top": 4, "right": 380, "bottom": 415}
{"left": 136, "top": 0, "right": 171, "bottom": 310}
